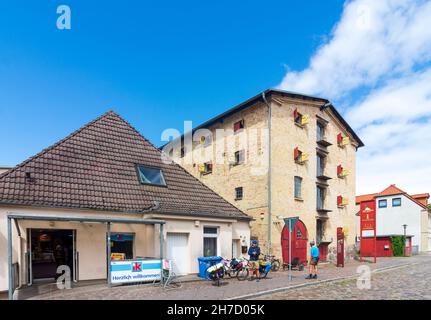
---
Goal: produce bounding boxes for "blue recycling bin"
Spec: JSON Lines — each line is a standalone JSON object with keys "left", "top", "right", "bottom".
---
{"left": 198, "top": 256, "right": 223, "bottom": 278}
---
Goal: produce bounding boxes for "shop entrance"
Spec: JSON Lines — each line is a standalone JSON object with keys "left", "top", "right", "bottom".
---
{"left": 28, "top": 229, "right": 75, "bottom": 283}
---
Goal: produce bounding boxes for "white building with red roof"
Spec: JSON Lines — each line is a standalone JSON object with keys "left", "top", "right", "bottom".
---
{"left": 356, "top": 185, "right": 431, "bottom": 254}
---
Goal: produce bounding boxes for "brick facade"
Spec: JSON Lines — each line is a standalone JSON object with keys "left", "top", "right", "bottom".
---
{"left": 168, "top": 91, "right": 361, "bottom": 261}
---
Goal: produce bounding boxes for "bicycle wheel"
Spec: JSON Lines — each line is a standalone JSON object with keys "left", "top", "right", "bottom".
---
{"left": 271, "top": 259, "right": 281, "bottom": 272}
{"left": 226, "top": 269, "right": 235, "bottom": 278}
{"left": 236, "top": 267, "right": 249, "bottom": 281}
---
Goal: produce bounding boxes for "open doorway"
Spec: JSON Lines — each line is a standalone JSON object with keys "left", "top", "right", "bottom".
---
{"left": 29, "top": 229, "right": 75, "bottom": 282}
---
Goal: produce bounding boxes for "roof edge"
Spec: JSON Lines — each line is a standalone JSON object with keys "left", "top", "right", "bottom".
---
{"left": 160, "top": 88, "right": 364, "bottom": 148}
{"left": 0, "top": 201, "right": 252, "bottom": 220}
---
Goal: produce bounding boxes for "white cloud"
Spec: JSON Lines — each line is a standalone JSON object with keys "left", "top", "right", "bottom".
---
{"left": 278, "top": 0, "right": 431, "bottom": 195}
{"left": 349, "top": 69, "right": 431, "bottom": 194}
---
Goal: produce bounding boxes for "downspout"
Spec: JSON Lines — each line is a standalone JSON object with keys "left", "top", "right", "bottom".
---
{"left": 320, "top": 102, "right": 332, "bottom": 111}
{"left": 262, "top": 92, "right": 272, "bottom": 256}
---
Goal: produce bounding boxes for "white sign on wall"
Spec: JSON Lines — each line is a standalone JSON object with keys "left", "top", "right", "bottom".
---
{"left": 110, "top": 259, "right": 162, "bottom": 284}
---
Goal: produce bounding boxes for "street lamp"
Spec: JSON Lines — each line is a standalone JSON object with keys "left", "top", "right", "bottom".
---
{"left": 402, "top": 224, "right": 407, "bottom": 257}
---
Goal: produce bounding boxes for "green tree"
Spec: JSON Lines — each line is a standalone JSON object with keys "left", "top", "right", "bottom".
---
{"left": 391, "top": 236, "right": 405, "bottom": 257}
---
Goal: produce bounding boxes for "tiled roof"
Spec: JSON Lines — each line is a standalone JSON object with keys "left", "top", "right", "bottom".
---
{"left": 0, "top": 111, "right": 251, "bottom": 220}
{"left": 355, "top": 193, "right": 378, "bottom": 204}
{"left": 378, "top": 184, "right": 405, "bottom": 197}
{"left": 411, "top": 193, "right": 430, "bottom": 199}
{"left": 356, "top": 184, "right": 429, "bottom": 209}
{"left": 411, "top": 193, "right": 430, "bottom": 206}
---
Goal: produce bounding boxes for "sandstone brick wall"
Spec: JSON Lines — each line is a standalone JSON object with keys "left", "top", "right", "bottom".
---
{"left": 170, "top": 94, "right": 359, "bottom": 261}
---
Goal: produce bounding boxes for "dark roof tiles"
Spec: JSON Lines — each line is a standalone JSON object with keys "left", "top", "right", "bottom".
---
{"left": 0, "top": 111, "right": 250, "bottom": 220}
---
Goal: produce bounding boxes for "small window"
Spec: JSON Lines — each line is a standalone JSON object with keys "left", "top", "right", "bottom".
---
{"left": 378, "top": 199, "right": 387, "bottom": 208}
{"left": 235, "top": 187, "right": 243, "bottom": 200}
{"left": 296, "top": 228, "right": 302, "bottom": 239}
{"left": 199, "top": 134, "right": 212, "bottom": 147}
{"left": 294, "top": 176, "right": 302, "bottom": 199}
{"left": 316, "top": 154, "right": 325, "bottom": 177}
{"left": 110, "top": 233, "right": 134, "bottom": 260}
{"left": 180, "top": 147, "right": 185, "bottom": 158}
{"left": 317, "top": 186, "right": 325, "bottom": 209}
{"left": 204, "top": 227, "right": 218, "bottom": 235}
{"left": 234, "top": 120, "right": 244, "bottom": 133}
{"left": 203, "top": 227, "right": 218, "bottom": 257}
{"left": 294, "top": 109, "right": 303, "bottom": 125}
{"left": 317, "top": 122, "right": 325, "bottom": 141}
{"left": 392, "top": 198, "right": 402, "bottom": 207}
{"left": 204, "top": 162, "right": 213, "bottom": 174}
{"left": 137, "top": 165, "right": 166, "bottom": 186}
{"left": 234, "top": 150, "right": 245, "bottom": 165}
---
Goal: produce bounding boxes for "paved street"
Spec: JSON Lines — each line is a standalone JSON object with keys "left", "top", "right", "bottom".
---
{"left": 14, "top": 253, "right": 430, "bottom": 300}
{"left": 259, "top": 257, "right": 431, "bottom": 300}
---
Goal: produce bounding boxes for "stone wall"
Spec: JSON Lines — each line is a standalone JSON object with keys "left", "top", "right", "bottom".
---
{"left": 170, "top": 93, "right": 359, "bottom": 261}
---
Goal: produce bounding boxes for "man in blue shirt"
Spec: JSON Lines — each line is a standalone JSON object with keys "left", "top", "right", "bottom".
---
{"left": 306, "top": 241, "right": 319, "bottom": 279}
{"left": 248, "top": 240, "right": 261, "bottom": 281}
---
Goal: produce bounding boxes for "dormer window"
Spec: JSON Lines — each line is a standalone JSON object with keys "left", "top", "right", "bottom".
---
{"left": 137, "top": 165, "right": 167, "bottom": 186}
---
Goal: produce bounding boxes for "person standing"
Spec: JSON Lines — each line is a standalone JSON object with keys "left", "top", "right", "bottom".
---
{"left": 247, "top": 240, "right": 261, "bottom": 282}
{"left": 306, "top": 241, "right": 319, "bottom": 279}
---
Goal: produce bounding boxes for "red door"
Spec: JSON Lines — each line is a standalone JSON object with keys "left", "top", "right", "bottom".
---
{"left": 281, "top": 220, "right": 308, "bottom": 265}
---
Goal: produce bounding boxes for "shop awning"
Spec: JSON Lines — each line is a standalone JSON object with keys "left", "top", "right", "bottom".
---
{"left": 6, "top": 213, "right": 166, "bottom": 300}
{"left": 7, "top": 213, "right": 165, "bottom": 225}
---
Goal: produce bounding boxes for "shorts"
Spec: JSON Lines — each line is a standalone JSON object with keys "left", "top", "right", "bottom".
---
{"left": 249, "top": 260, "right": 260, "bottom": 269}
{"left": 311, "top": 257, "right": 319, "bottom": 266}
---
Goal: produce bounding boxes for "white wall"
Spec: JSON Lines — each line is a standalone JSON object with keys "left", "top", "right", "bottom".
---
{"left": 155, "top": 217, "right": 250, "bottom": 274}
{"left": 376, "top": 194, "right": 422, "bottom": 251}
{"left": 0, "top": 206, "right": 250, "bottom": 292}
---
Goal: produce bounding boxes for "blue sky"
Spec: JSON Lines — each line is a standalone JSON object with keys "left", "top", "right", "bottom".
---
{"left": 1, "top": 0, "right": 430, "bottom": 195}
{"left": 0, "top": 0, "right": 344, "bottom": 165}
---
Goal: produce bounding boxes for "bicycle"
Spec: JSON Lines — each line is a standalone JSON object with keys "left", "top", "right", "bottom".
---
{"left": 236, "top": 258, "right": 250, "bottom": 281}
{"left": 206, "top": 261, "right": 225, "bottom": 286}
{"left": 264, "top": 255, "right": 281, "bottom": 272}
{"left": 258, "top": 257, "right": 272, "bottom": 279}
{"left": 222, "top": 257, "right": 245, "bottom": 278}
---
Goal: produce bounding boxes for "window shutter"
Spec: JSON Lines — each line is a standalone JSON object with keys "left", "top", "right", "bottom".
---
{"left": 337, "top": 133, "right": 342, "bottom": 144}
{"left": 337, "top": 195, "right": 342, "bottom": 206}
{"left": 294, "top": 147, "right": 299, "bottom": 160}
{"left": 337, "top": 165, "right": 343, "bottom": 175}
{"left": 293, "top": 108, "right": 298, "bottom": 119}
{"left": 301, "top": 114, "right": 310, "bottom": 125}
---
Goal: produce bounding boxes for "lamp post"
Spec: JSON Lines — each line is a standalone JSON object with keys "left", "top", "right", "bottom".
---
{"left": 402, "top": 224, "right": 407, "bottom": 257}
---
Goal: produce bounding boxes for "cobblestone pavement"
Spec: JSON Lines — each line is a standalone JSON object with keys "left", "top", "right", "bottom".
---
{"left": 19, "top": 254, "right": 430, "bottom": 300}
{"left": 259, "top": 255, "right": 431, "bottom": 300}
